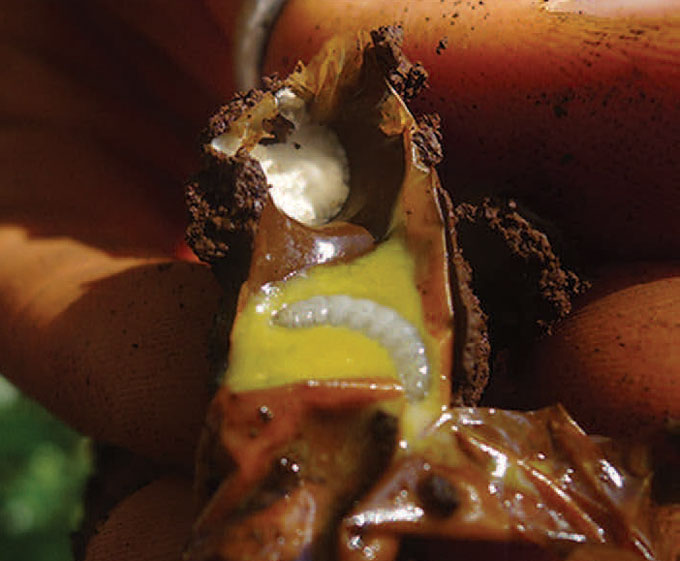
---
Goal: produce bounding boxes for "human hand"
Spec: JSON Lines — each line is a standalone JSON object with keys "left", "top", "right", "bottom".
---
{"left": 1, "top": 1, "right": 242, "bottom": 557}
{"left": 0, "top": 1, "right": 678, "bottom": 560}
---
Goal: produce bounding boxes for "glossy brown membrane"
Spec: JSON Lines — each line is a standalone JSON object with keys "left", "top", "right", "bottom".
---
{"left": 338, "top": 406, "right": 656, "bottom": 561}
{"left": 189, "top": 383, "right": 403, "bottom": 561}
{"left": 184, "top": 29, "right": 660, "bottom": 561}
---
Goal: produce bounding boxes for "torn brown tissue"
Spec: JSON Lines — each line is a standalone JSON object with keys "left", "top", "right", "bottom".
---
{"left": 369, "top": 26, "right": 429, "bottom": 102}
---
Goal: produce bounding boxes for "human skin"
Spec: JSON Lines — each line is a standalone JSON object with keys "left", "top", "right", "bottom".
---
{"left": 0, "top": 1, "right": 677, "bottom": 560}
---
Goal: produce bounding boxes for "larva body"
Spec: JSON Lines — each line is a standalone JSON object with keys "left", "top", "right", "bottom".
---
{"left": 272, "top": 295, "right": 430, "bottom": 401}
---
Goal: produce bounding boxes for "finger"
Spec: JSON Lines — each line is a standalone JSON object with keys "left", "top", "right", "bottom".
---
{"left": 0, "top": 0, "right": 209, "bottom": 189}
{"left": 95, "top": 0, "right": 241, "bottom": 100}
{"left": 83, "top": 475, "right": 194, "bottom": 561}
{"left": 523, "top": 262, "right": 680, "bottom": 439}
{"left": 1, "top": 128, "right": 185, "bottom": 255}
{"left": 1, "top": 0, "right": 249, "bottom": 250}
{"left": 548, "top": 0, "right": 679, "bottom": 17}
{"left": 0, "top": 1, "right": 232, "bottom": 467}
{"left": 1, "top": 1, "right": 198, "bottom": 252}
{"left": 0, "top": 227, "right": 221, "bottom": 467}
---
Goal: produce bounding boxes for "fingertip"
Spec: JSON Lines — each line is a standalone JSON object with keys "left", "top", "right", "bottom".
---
{"left": 525, "top": 263, "right": 680, "bottom": 439}
{"left": 44, "top": 258, "right": 222, "bottom": 467}
{"left": 654, "top": 503, "right": 680, "bottom": 561}
{"left": 84, "top": 475, "right": 194, "bottom": 561}
{"left": 0, "top": 231, "right": 223, "bottom": 467}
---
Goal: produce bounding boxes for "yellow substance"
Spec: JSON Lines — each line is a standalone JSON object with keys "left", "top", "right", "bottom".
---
{"left": 226, "top": 236, "right": 441, "bottom": 398}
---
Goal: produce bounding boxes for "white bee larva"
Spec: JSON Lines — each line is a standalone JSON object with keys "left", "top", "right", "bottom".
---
{"left": 272, "top": 295, "right": 430, "bottom": 401}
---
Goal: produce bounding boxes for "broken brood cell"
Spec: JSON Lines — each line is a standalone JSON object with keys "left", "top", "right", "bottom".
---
{"left": 185, "top": 28, "right": 659, "bottom": 561}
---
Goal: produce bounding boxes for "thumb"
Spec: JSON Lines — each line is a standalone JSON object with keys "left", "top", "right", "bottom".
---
{"left": 0, "top": 227, "right": 222, "bottom": 467}
{"left": 83, "top": 475, "right": 194, "bottom": 561}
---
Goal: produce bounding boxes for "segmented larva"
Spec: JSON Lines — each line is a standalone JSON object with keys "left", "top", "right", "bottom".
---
{"left": 272, "top": 295, "right": 430, "bottom": 401}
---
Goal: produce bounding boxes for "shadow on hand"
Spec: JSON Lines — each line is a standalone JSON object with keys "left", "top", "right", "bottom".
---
{"left": 7, "top": 255, "right": 222, "bottom": 469}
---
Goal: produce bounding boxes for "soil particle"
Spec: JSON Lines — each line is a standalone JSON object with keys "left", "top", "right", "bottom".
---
{"left": 260, "top": 113, "right": 295, "bottom": 144}
{"left": 438, "top": 189, "right": 491, "bottom": 406}
{"left": 412, "top": 113, "right": 444, "bottom": 167}
{"left": 418, "top": 472, "right": 460, "bottom": 517}
{"left": 203, "top": 75, "right": 284, "bottom": 143}
{"left": 455, "top": 198, "right": 588, "bottom": 335}
{"left": 454, "top": 198, "right": 589, "bottom": 404}
{"left": 204, "top": 89, "right": 267, "bottom": 141}
{"left": 185, "top": 147, "right": 269, "bottom": 265}
{"left": 370, "top": 26, "right": 429, "bottom": 102}
{"left": 436, "top": 37, "right": 449, "bottom": 55}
